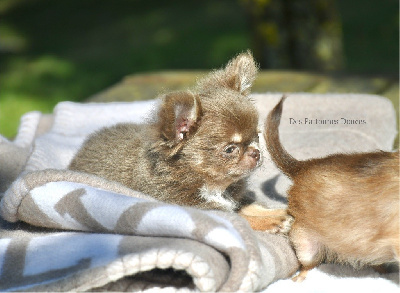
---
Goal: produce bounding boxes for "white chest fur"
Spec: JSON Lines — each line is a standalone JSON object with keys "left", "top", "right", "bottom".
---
{"left": 199, "top": 185, "right": 239, "bottom": 211}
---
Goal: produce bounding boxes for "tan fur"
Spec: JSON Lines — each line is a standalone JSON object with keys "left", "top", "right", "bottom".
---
{"left": 264, "top": 96, "right": 400, "bottom": 281}
{"left": 69, "top": 52, "right": 287, "bottom": 231}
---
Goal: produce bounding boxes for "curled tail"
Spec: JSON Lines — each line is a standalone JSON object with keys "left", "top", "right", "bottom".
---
{"left": 264, "top": 96, "right": 303, "bottom": 178}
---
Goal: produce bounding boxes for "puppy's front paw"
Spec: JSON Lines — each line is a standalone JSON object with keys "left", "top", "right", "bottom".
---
{"left": 291, "top": 268, "right": 310, "bottom": 282}
{"left": 276, "top": 214, "right": 294, "bottom": 235}
{"left": 238, "top": 205, "right": 293, "bottom": 233}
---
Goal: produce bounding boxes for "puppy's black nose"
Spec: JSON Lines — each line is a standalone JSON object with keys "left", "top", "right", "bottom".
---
{"left": 248, "top": 148, "right": 260, "bottom": 161}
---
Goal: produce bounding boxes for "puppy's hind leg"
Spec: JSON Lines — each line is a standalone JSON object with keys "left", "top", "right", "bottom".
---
{"left": 290, "top": 225, "right": 325, "bottom": 282}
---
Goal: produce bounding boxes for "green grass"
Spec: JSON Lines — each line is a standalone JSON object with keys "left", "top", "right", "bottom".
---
{"left": 0, "top": 0, "right": 398, "bottom": 138}
{"left": 0, "top": 0, "right": 251, "bottom": 137}
{"left": 337, "top": 0, "right": 399, "bottom": 74}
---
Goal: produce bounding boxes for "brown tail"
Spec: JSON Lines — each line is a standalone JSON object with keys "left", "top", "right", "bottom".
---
{"left": 264, "top": 96, "right": 303, "bottom": 178}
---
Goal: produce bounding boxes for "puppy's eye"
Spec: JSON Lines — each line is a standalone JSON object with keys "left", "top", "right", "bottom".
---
{"left": 224, "top": 144, "right": 239, "bottom": 154}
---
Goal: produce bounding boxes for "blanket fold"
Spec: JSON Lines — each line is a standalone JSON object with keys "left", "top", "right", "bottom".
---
{"left": 0, "top": 169, "right": 298, "bottom": 292}
{"left": 0, "top": 93, "right": 398, "bottom": 292}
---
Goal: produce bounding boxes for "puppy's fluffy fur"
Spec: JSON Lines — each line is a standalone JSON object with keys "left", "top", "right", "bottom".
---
{"left": 265, "top": 96, "right": 399, "bottom": 281}
{"left": 70, "top": 52, "right": 287, "bottom": 230}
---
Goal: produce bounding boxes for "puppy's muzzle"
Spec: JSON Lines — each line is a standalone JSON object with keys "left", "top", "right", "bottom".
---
{"left": 248, "top": 148, "right": 260, "bottom": 161}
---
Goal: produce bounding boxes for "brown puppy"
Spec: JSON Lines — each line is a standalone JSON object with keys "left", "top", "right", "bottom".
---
{"left": 265, "top": 96, "right": 399, "bottom": 281}
{"left": 69, "top": 52, "right": 287, "bottom": 231}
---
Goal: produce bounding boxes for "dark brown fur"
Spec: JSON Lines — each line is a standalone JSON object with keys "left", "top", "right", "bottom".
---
{"left": 265, "top": 96, "right": 399, "bottom": 281}
{"left": 69, "top": 52, "right": 288, "bottom": 231}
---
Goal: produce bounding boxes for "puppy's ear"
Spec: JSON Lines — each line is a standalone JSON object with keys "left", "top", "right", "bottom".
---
{"left": 197, "top": 50, "right": 258, "bottom": 96}
{"left": 158, "top": 91, "right": 202, "bottom": 143}
{"left": 224, "top": 51, "right": 258, "bottom": 95}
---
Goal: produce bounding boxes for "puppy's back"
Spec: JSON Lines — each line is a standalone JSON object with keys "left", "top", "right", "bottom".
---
{"left": 69, "top": 123, "right": 148, "bottom": 187}
{"left": 289, "top": 151, "right": 399, "bottom": 264}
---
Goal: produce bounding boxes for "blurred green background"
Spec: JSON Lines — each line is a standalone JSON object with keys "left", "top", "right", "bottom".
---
{"left": 0, "top": 0, "right": 398, "bottom": 138}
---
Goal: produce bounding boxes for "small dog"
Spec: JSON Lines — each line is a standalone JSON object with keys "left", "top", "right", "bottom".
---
{"left": 69, "top": 52, "right": 287, "bottom": 231}
{"left": 265, "top": 96, "right": 399, "bottom": 281}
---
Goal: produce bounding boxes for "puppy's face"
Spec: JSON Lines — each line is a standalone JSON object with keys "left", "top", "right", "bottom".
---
{"left": 191, "top": 118, "right": 261, "bottom": 186}
{"left": 155, "top": 51, "right": 260, "bottom": 189}
{"left": 187, "top": 91, "right": 260, "bottom": 187}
